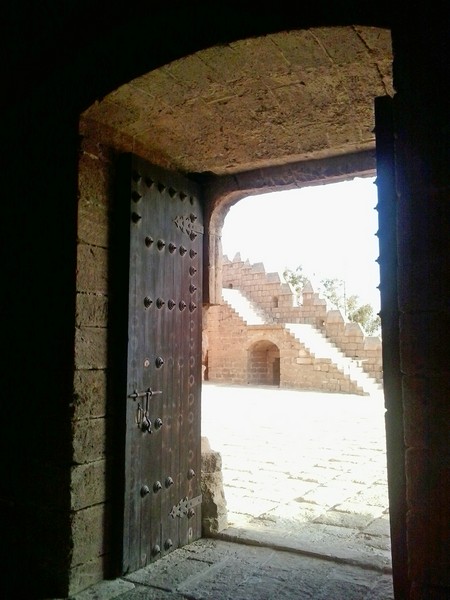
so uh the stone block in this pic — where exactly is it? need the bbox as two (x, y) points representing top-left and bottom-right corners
(201, 436), (211, 452)
(76, 292), (108, 327)
(78, 199), (109, 248)
(365, 349), (380, 358)
(327, 309), (345, 323)
(71, 460), (108, 510)
(78, 145), (111, 208)
(201, 468), (228, 535)
(69, 568), (134, 599)
(72, 369), (108, 420)
(202, 449), (223, 473)
(202, 513), (229, 535)
(345, 322), (364, 337)
(364, 336), (382, 350)
(75, 326), (108, 369)
(68, 555), (104, 597)
(77, 244), (108, 294)
(72, 417), (107, 464)
(200, 437), (228, 535)
(201, 473), (227, 515)
(345, 343), (358, 351)
(339, 380), (351, 392)
(70, 504), (109, 567)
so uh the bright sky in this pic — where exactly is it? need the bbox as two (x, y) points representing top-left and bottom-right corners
(221, 176), (381, 311)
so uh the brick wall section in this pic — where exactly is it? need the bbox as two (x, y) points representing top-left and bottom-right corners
(207, 306), (366, 394)
(220, 255), (382, 382)
(71, 137), (114, 592)
(325, 310), (383, 381)
(206, 304), (249, 385)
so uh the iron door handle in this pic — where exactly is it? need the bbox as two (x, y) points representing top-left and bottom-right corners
(128, 388), (162, 399)
(130, 388), (163, 434)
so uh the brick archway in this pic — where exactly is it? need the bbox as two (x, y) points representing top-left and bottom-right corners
(247, 340), (281, 386)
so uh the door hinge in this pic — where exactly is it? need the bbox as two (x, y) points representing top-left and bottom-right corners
(169, 494), (202, 519)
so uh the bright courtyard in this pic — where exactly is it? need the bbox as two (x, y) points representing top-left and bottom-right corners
(201, 383), (391, 572)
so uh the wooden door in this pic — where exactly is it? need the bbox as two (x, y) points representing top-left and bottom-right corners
(120, 154), (203, 574)
(374, 96), (408, 599)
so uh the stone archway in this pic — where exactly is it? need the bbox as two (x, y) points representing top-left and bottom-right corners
(247, 340), (280, 386)
(4, 3), (450, 597)
(75, 24), (397, 596)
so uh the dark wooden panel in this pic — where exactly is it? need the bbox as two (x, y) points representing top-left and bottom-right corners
(374, 96), (408, 600)
(122, 155), (203, 574)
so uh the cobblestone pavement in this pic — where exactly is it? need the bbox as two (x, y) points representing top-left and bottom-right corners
(70, 384), (394, 600)
(201, 383), (392, 573)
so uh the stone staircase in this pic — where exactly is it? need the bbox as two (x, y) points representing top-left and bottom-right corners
(285, 323), (382, 396)
(222, 288), (268, 325)
(221, 288), (381, 396)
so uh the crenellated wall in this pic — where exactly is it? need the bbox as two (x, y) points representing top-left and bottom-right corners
(206, 309), (368, 394)
(219, 254), (382, 383)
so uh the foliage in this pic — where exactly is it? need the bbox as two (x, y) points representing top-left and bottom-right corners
(282, 266), (309, 296)
(319, 278), (347, 312)
(283, 266), (381, 336)
(348, 303), (381, 336)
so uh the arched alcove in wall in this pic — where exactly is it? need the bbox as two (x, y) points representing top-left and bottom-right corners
(247, 340), (281, 386)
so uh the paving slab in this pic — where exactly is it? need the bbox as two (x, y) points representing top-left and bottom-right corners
(70, 539), (394, 600)
(201, 384), (392, 573)
(69, 384), (394, 600)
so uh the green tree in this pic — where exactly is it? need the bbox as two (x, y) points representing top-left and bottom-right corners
(348, 303), (381, 336)
(319, 277), (347, 312)
(284, 267), (381, 336)
(319, 277), (380, 335)
(282, 265), (309, 297)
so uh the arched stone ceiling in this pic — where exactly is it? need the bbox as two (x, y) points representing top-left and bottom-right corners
(80, 26), (393, 176)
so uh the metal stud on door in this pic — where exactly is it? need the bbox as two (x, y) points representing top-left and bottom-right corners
(121, 155), (203, 575)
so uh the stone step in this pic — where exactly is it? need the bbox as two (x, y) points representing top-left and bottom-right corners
(222, 288), (268, 325)
(221, 289), (381, 396)
(285, 323), (381, 395)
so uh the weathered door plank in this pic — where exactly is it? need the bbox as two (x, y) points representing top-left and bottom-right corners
(120, 155), (203, 574)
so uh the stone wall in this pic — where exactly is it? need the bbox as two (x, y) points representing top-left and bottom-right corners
(70, 152), (383, 589)
(325, 310), (382, 381)
(3, 6), (449, 599)
(220, 254), (382, 382)
(71, 136), (115, 592)
(204, 302), (250, 386)
(206, 310), (370, 395)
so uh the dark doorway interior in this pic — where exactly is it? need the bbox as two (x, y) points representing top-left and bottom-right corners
(248, 340), (281, 386)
